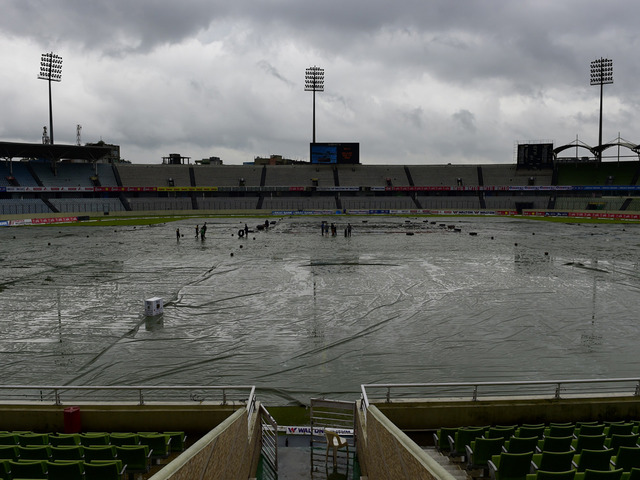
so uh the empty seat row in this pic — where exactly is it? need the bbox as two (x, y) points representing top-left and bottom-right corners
(0, 458), (127, 480)
(526, 467), (640, 480)
(0, 431), (185, 452)
(434, 422), (640, 479)
(435, 422), (640, 456)
(489, 447), (640, 480)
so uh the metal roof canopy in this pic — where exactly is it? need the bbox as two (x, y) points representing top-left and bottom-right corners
(0, 141), (112, 161)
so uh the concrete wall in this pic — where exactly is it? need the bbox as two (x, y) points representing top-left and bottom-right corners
(360, 405), (456, 480)
(0, 402), (245, 436)
(372, 395), (640, 431)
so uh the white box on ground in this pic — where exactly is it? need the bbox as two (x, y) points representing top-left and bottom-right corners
(145, 297), (164, 316)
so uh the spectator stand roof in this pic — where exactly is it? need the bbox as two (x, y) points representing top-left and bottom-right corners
(0, 141), (112, 162)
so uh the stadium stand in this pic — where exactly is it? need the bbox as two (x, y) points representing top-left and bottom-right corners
(262, 196), (337, 211)
(0, 164), (12, 187)
(484, 195), (550, 210)
(118, 165), (192, 187)
(30, 162), (96, 187)
(127, 196), (193, 211)
(49, 197), (125, 213)
(417, 195), (481, 209)
(624, 198), (640, 211)
(554, 196), (626, 211)
(2, 162), (38, 186)
(0, 198), (51, 215)
(264, 165), (334, 187)
(193, 165), (263, 187)
(341, 195), (417, 210)
(337, 165), (409, 187)
(197, 196), (260, 210)
(409, 165), (480, 186)
(557, 161), (639, 186)
(96, 164), (119, 187)
(482, 165), (553, 186)
(4, 159), (640, 216)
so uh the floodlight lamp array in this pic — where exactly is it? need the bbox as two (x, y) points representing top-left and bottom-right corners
(38, 52), (63, 82)
(590, 58), (613, 85)
(305, 66), (324, 92)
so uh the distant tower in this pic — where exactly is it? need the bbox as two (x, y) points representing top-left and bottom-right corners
(76, 124), (82, 146)
(42, 126), (50, 144)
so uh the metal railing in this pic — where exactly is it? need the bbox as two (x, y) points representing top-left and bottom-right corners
(0, 384), (256, 409)
(361, 377), (640, 409)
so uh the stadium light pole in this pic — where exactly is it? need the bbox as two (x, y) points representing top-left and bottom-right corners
(590, 58), (613, 162)
(38, 52), (63, 145)
(305, 66), (324, 144)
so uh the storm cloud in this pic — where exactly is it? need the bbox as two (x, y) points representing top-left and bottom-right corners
(1, 0), (638, 164)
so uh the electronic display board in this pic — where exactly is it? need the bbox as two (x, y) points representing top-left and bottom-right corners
(310, 143), (359, 164)
(517, 143), (553, 167)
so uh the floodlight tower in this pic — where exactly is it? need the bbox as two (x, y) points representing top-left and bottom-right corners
(305, 66), (324, 143)
(38, 52), (63, 145)
(590, 58), (613, 162)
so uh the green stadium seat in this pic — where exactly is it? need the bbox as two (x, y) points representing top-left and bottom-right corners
(572, 448), (614, 472)
(540, 436), (575, 453)
(0, 445), (19, 461)
(622, 467), (640, 480)
(433, 427), (458, 454)
(115, 445), (152, 477)
(7, 459), (48, 479)
(45, 460), (84, 480)
(549, 426), (577, 438)
(574, 435), (607, 453)
(164, 431), (187, 452)
(0, 460), (9, 480)
(450, 427), (485, 460)
(504, 436), (539, 454)
(49, 433), (80, 446)
(517, 426), (546, 439)
(578, 468), (624, 480)
(83, 459), (127, 480)
(526, 470), (577, 480)
(50, 445), (84, 461)
(488, 451), (534, 480)
(607, 426), (635, 438)
(611, 447), (640, 471)
(139, 433), (171, 461)
(79, 432), (110, 446)
(487, 427), (517, 439)
(109, 432), (140, 446)
(17, 433), (49, 446)
(17, 445), (52, 460)
(466, 437), (507, 474)
(532, 451), (575, 472)
(580, 426), (606, 437)
(607, 435), (640, 455)
(83, 445), (117, 462)
(0, 434), (18, 446)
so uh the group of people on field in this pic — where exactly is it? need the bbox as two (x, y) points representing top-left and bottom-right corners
(321, 221), (352, 237)
(194, 223), (207, 240)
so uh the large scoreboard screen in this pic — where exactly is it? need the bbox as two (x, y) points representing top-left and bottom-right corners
(310, 143), (359, 164)
(517, 143), (553, 167)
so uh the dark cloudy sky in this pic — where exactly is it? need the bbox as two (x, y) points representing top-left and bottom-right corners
(1, 1), (638, 165)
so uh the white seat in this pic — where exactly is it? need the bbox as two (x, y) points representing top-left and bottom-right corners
(325, 429), (349, 466)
